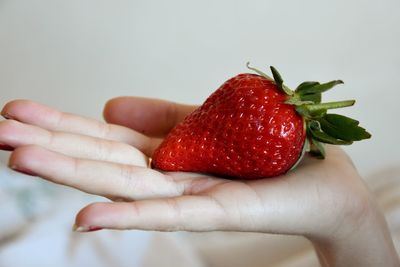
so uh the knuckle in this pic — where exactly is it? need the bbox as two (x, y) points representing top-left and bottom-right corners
(94, 138), (111, 161)
(0, 118), (20, 130)
(165, 198), (182, 217)
(71, 157), (81, 178)
(98, 122), (111, 139)
(185, 177), (214, 195)
(47, 131), (57, 147)
(119, 143), (147, 166)
(206, 194), (233, 229)
(118, 165), (146, 200)
(163, 198), (184, 231)
(129, 202), (141, 218)
(0, 120), (16, 140)
(163, 174), (185, 196)
(53, 110), (64, 128)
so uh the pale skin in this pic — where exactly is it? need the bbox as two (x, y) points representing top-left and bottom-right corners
(0, 98), (399, 267)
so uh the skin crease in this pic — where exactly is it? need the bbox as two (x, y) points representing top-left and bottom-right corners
(0, 98), (399, 267)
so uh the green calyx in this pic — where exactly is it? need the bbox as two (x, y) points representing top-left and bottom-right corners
(246, 62), (371, 159)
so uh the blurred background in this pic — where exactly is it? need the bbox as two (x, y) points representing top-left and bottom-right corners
(0, 0), (399, 266)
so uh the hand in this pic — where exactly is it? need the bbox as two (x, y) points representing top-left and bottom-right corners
(0, 98), (369, 234)
(1, 98), (398, 266)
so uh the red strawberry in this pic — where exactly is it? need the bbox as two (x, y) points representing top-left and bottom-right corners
(152, 64), (371, 179)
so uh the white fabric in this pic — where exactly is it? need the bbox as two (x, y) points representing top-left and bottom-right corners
(0, 164), (153, 267)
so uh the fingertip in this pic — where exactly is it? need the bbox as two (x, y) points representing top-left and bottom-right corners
(1, 99), (28, 119)
(75, 202), (103, 226)
(1, 99), (50, 123)
(9, 145), (40, 165)
(103, 96), (158, 134)
(75, 202), (120, 230)
(8, 145), (43, 176)
(102, 96), (126, 123)
(8, 145), (55, 176)
(74, 203), (107, 232)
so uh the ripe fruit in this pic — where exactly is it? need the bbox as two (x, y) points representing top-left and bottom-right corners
(152, 64), (371, 179)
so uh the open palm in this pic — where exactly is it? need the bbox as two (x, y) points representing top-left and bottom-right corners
(0, 98), (369, 238)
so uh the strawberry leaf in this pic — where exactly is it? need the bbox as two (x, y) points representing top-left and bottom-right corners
(309, 139), (326, 159)
(324, 113), (359, 126)
(319, 114), (371, 141)
(297, 80), (344, 95)
(270, 66), (293, 96)
(307, 121), (353, 145)
(300, 92), (322, 104)
(295, 81), (320, 93)
(270, 66), (284, 88)
(246, 62), (274, 81)
(289, 138), (310, 171)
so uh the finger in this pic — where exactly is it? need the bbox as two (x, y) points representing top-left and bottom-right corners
(71, 173), (319, 234)
(74, 196), (231, 232)
(9, 145), (183, 200)
(0, 119), (148, 166)
(1, 99), (157, 155)
(103, 96), (197, 137)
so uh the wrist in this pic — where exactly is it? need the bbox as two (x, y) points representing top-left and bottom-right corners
(307, 195), (399, 267)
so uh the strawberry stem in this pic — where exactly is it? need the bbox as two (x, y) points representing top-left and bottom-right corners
(304, 100), (355, 113)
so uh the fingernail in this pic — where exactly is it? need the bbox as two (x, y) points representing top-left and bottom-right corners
(0, 143), (14, 151)
(9, 164), (37, 176)
(73, 224), (103, 232)
(88, 226), (103, 232)
(1, 113), (13, 120)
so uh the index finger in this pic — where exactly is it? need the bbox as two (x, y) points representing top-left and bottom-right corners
(1, 99), (157, 155)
